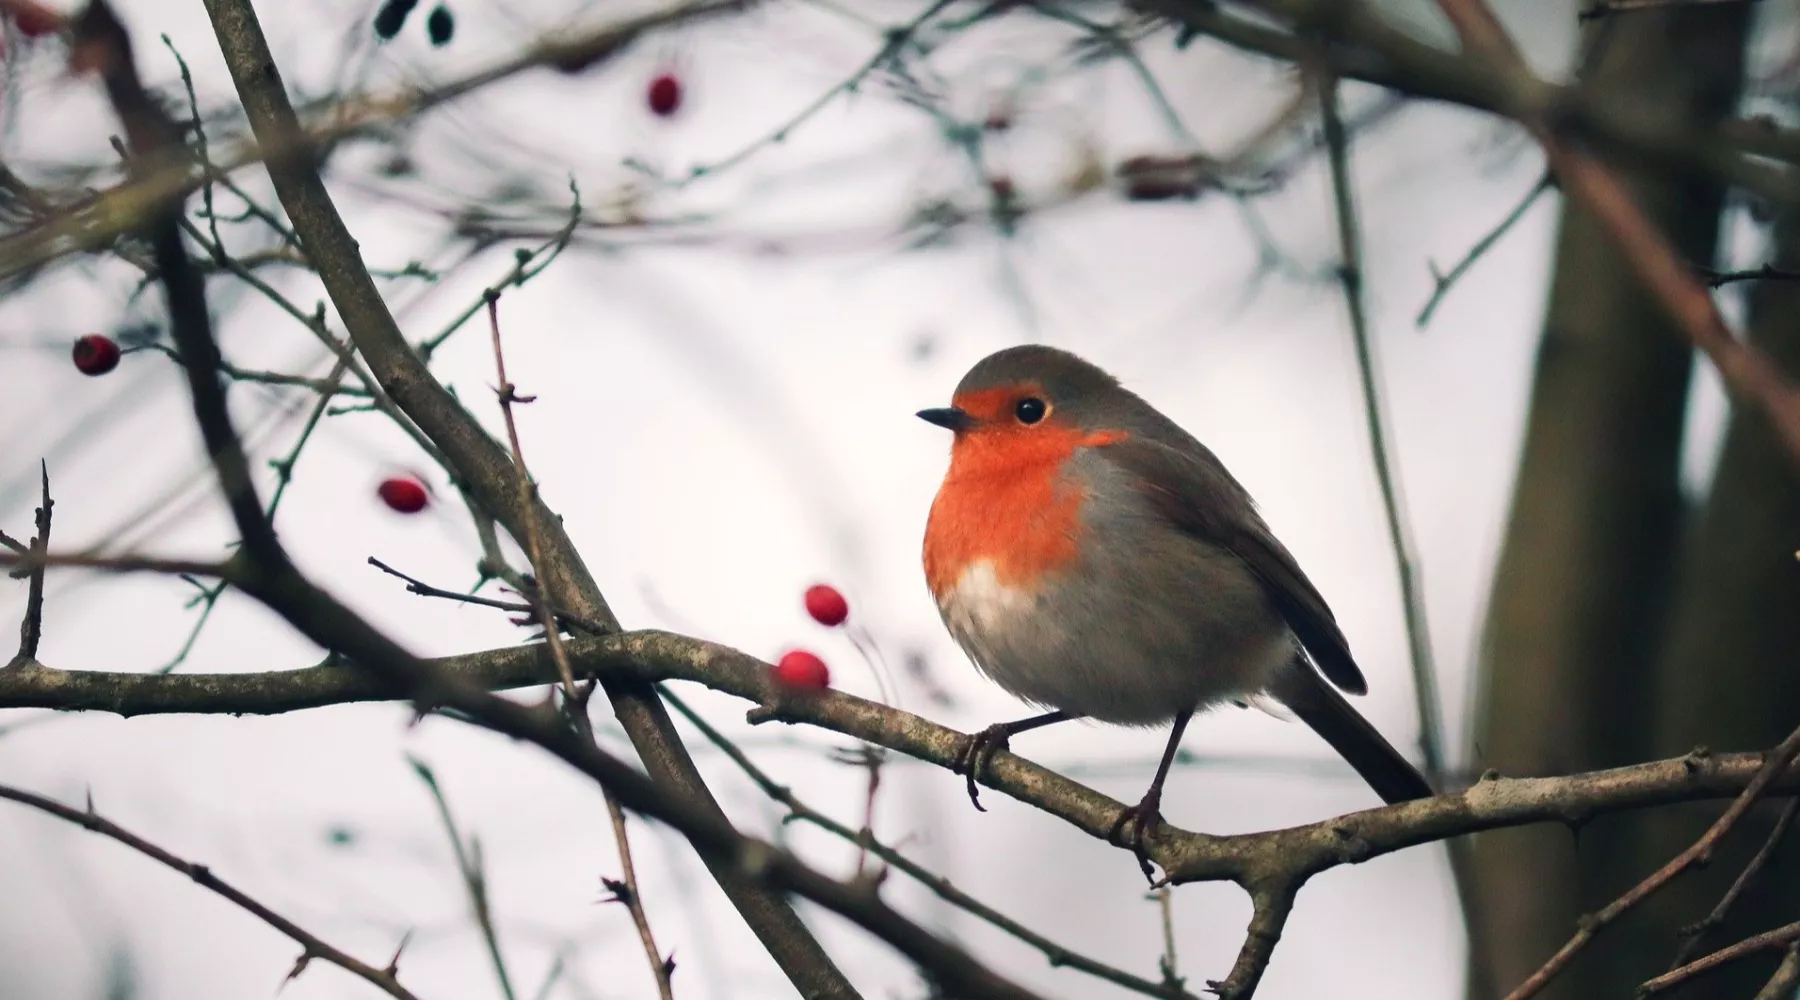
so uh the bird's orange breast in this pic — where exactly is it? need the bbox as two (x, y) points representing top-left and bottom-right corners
(923, 424), (1125, 597)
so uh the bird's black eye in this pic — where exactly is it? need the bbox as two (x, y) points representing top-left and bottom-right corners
(1014, 397), (1047, 425)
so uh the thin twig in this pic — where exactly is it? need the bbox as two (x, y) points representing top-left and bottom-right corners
(1640, 920), (1800, 995)
(1152, 885), (1183, 993)
(1668, 795), (1800, 969)
(666, 0), (956, 187)
(1697, 262), (1800, 288)
(602, 797), (674, 1000)
(369, 557), (534, 616)
(1, 0), (755, 280)
(484, 293), (673, 1000)
(1318, 69), (1447, 780)
(0, 782), (420, 1000)
(410, 757), (519, 1000)
(417, 201), (582, 362)
(0, 549), (232, 579)
(1502, 725), (1800, 1000)
(366, 557), (611, 635)
(1415, 173), (1553, 328)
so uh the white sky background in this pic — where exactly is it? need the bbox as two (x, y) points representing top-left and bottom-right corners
(0, 0), (1764, 997)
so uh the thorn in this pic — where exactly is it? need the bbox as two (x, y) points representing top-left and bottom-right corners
(661, 950), (677, 980)
(385, 930), (412, 976)
(282, 951), (313, 989)
(598, 875), (633, 906)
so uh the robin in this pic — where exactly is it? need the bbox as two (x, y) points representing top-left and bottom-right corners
(918, 344), (1432, 877)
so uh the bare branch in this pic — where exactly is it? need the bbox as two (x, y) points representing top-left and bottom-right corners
(0, 0), (753, 280)
(1206, 881), (1297, 1000)
(7, 462), (52, 668)
(1416, 174), (1553, 328)
(1502, 725), (1800, 999)
(4, 636), (1800, 885)
(1668, 796), (1800, 969)
(485, 289), (672, 1000)
(0, 782), (421, 1000)
(410, 758), (519, 1000)
(1641, 922), (1800, 996)
(1317, 65), (1446, 783)
(1698, 263), (1800, 288)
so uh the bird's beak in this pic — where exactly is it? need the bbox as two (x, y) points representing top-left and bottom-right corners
(916, 407), (972, 432)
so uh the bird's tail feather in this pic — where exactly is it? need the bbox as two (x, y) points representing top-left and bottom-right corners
(1268, 664), (1433, 804)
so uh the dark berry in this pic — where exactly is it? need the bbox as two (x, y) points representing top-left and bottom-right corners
(373, 0), (419, 40)
(426, 4), (453, 46)
(71, 334), (120, 376)
(647, 73), (682, 117)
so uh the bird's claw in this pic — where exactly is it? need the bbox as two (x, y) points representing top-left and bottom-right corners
(954, 724), (1015, 812)
(1108, 793), (1165, 884)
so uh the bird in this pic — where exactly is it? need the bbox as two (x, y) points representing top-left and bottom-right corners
(917, 344), (1432, 878)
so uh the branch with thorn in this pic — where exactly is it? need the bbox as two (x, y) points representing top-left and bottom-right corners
(4, 463), (52, 671)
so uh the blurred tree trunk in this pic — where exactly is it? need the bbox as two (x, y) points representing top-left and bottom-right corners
(1620, 207), (1800, 996)
(1467, 7), (1750, 1000)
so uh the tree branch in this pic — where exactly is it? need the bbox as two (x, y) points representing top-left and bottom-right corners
(1206, 880), (1297, 1000)
(0, 782), (421, 1000)
(4, 634), (1799, 885)
(1500, 724), (1800, 1000)
(1640, 921), (1800, 996)
(197, 0), (862, 993)
(6, 462), (52, 669)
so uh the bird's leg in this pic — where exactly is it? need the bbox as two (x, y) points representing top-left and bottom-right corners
(955, 710), (1072, 812)
(1109, 709), (1194, 884)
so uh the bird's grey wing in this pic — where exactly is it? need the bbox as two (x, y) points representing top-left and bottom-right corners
(1097, 435), (1369, 696)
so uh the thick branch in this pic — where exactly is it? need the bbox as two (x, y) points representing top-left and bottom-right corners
(1206, 881), (1298, 1000)
(4, 634), (1798, 890)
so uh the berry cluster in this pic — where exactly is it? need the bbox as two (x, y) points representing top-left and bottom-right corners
(773, 584), (851, 690)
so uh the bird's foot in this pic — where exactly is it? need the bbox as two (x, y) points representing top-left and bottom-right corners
(954, 724), (1017, 812)
(1108, 791), (1165, 885)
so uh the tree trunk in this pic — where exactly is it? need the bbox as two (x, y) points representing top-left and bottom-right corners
(1467, 8), (1751, 999)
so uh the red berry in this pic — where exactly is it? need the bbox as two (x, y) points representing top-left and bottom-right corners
(774, 650), (830, 690)
(377, 476), (429, 513)
(803, 584), (849, 627)
(646, 73), (682, 117)
(71, 334), (120, 376)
